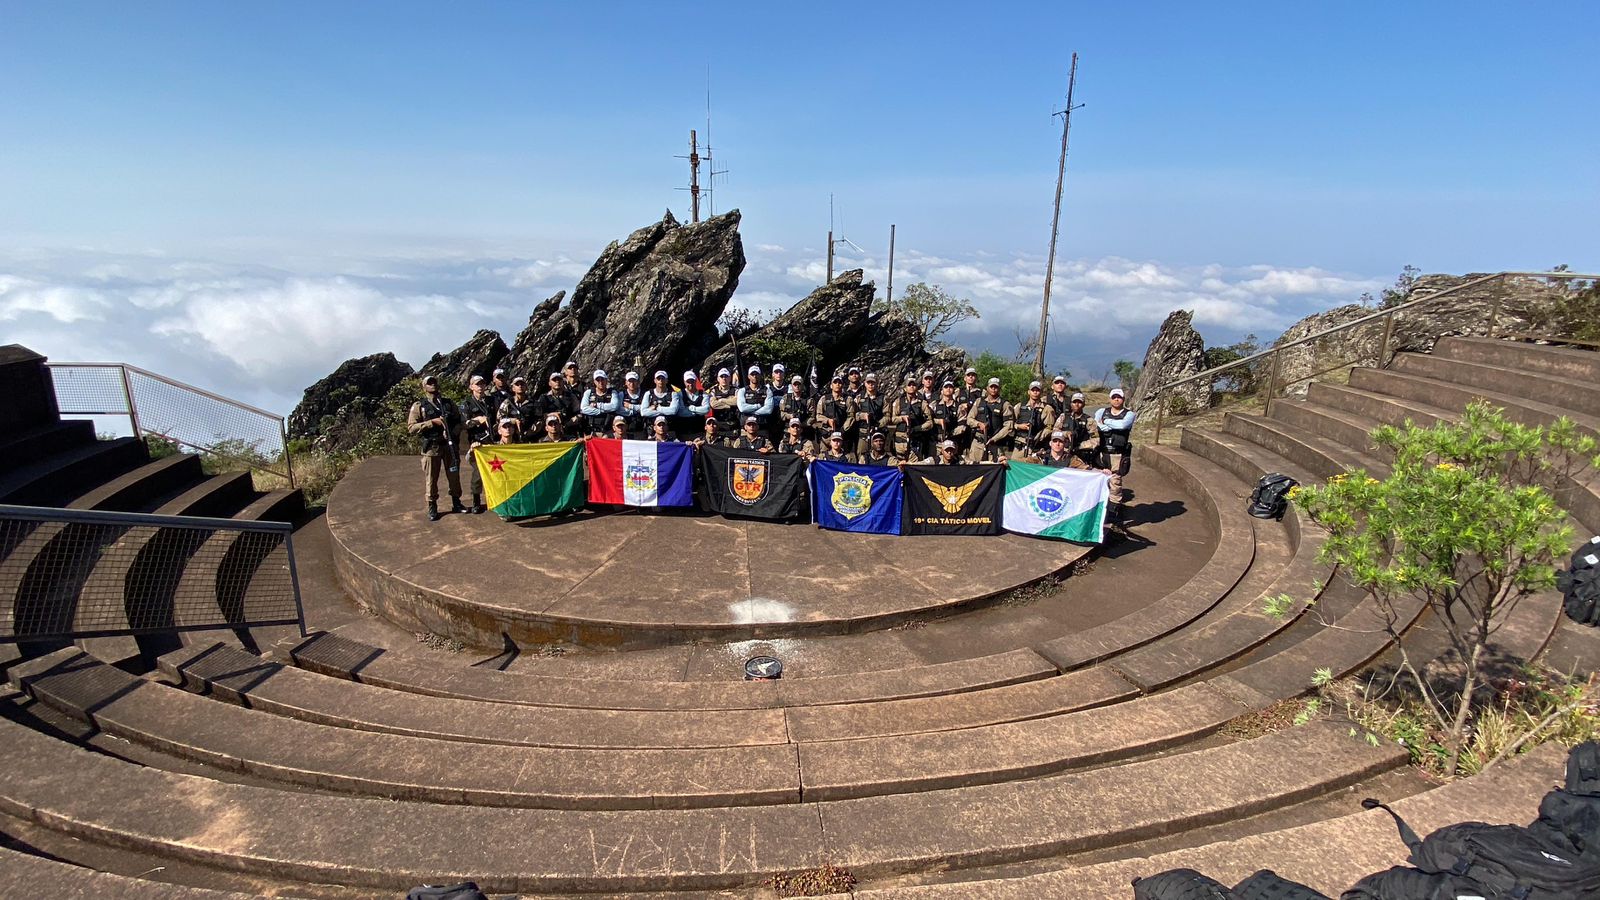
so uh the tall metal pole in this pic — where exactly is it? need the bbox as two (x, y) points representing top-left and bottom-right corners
(886, 224), (896, 308)
(687, 129), (701, 223)
(826, 231), (835, 283)
(1035, 52), (1079, 381)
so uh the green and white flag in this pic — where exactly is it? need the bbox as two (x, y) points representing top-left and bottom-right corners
(1003, 461), (1110, 543)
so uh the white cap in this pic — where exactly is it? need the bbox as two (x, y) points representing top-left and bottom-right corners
(922, 369), (934, 378)
(625, 371), (639, 381)
(470, 374), (485, 384)
(773, 363), (786, 372)
(593, 369), (608, 380)
(746, 416), (758, 424)
(549, 371), (563, 381)
(965, 367), (977, 375)
(791, 375), (804, 384)
(654, 370), (668, 380)
(1053, 374), (1067, 384)
(1051, 431), (1066, 440)
(1071, 392), (1086, 401)
(830, 431), (844, 440)
(511, 375), (527, 384)
(864, 372), (878, 382)
(987, 377), (1001, 387)
(747, 365), (761, 375)
(906, 374), (918, 384)
(717, 367), (731, 377)
(941, 439), (957, 450)
(564, 360), (577, 368)
(547, 414), (561, 423)
(683, 369), (698, 382)
(1029, 380), (1042, 389)
(1110, 388), (1125, 399)
(612, 415), (626, 424)
(788, 418), (804, 428)
(492, 368), (506, 376)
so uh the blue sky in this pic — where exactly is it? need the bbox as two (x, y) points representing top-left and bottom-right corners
(2, 2), (1595, 412)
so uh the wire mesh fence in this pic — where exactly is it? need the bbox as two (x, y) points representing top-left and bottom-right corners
(0, 505), (303, 643)
(46, 363), (294, 485)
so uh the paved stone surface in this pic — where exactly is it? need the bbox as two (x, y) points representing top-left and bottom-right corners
(327, 455), (1089, 649)
(0, 845), (255, 899)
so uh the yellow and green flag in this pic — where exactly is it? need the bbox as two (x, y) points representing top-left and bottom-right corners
(473, 442), (586, 519)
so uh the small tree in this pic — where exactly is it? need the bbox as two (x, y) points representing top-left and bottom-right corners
(885, 283), (979, 349)
(1113, 360), (1141, 394)
(1294, 401), (1599, 776)
(967, 351), (1036, 404)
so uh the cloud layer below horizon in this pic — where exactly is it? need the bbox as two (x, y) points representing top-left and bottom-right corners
(1, 242), (1386, 416)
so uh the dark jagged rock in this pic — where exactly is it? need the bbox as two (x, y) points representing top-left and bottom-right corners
(418, 329), (508, 387)
(287, 352), (414, 448)
(701, 269), (874, 377)
(500, 209), (745, 380)
(1130, 310), (1208, 413)
(832, 314), (958, 392)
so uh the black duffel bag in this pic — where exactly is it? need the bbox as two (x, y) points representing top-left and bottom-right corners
(1247, 473), (1298, 521)
(406, 883), (489, 900)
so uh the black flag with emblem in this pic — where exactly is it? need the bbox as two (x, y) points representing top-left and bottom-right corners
(901, 464), (1005, 535)
(697, 445), (809, 520)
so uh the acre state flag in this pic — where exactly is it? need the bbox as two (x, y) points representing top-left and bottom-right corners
(1004, 461), (1109, 543)
(697, 445), (808, 520)
(473, 442), (586, 519)
(586, 438), (694, 507)
(901, 463), (1004, 535)
(811, 460), (902, 534)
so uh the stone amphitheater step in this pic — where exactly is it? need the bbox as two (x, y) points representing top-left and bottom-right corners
(0, 844), (254, 900)
(1394, 350), (1600, 418)
(1438, 335), (1600, 383)
(0, 436), (147, 507)
(1349, 365), (1600, 440)
(1312, 377), (1600, 532)
(0, 708), (1405, 892)
(0, 419), (96, 471)
(853, 741), (1565, 898)
(72, 472), (259, 666)
(283, 630), (1059, 710)
(1222, 411), (1381, 481)
(12, 648), (804, 809)
(1267, 397), (1384, 459)
(169, 489), (305, 637)
(1034, 444), (1256, 671)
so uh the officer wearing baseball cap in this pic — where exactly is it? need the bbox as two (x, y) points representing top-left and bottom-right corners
(498, 375), (538, 438)
(852, 372), (888, 458)
(779, 374), (813, 444)
(1064, 391), (1101, 468)
(579, 369), (621, 437)
(736, 415), (772, 453)
(738, 364), (777, 432)
(818, 430), (854, 462)
(964, 377), (1014, 463)
(777, 416), (814, 459)
(458, 374), (496, 513)
(709, 367), (740, 432)
(1096, 388), (1138, 526)
(1046, 374), (1072, 421)
(676, 369), (711, 439)
(618, 371), (645, 437)
(406, 374), (466, 521)
(641, 370), (681, 430)
(861, 430), (898, 467)
(844, 366), (865, 399)
(813, 374), (855, 445)
(1013, 379), (1056, 459)
(534, 371), (570, 431)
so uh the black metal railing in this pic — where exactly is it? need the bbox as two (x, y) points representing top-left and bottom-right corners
(0, 505), (303, 643)
(46, 361), (295, 487)
(1147, 270), (1600, 444)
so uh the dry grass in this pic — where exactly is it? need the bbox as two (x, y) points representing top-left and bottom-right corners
(768, 865), (858, 897)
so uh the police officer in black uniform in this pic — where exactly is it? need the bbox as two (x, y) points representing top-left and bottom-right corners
(852, 373), (889, 458)
(459, 375), (496, 513)
(735, 416), (772, 452)
(498, 376), (538, 438)
(778, 375), (813, 446)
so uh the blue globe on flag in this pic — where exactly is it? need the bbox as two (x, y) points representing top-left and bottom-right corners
(1029, 486), (1066, 522)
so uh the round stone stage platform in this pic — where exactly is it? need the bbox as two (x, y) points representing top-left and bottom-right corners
(327, 455), (1092, 649)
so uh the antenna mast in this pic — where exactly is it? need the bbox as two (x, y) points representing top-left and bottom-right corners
(678, 129), (703, 223)
(704, 72), (728, 217)
(1035, 52), (1082, 381)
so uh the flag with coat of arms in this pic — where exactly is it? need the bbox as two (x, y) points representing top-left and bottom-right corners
(1002, 461), (1109, 543)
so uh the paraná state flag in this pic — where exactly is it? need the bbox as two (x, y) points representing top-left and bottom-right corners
(473, 442), (586, 519)
(811, 460), (902, 534)
(1003, 461), (1109, 543)
(586, 438), (694, 507)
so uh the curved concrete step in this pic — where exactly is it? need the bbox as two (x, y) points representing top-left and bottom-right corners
(0, 708), (1404, 893)
(0, 420), (95, 472)
(1395, 351), (1600, 418)
(0, 845), (254, 900)
(853, 741), (1565, 899)
(1350, 365), (1600, 438)
(0, 437), (147, 507)
(282, 630), (1058, 711)
(1033, 443), (1254, 671)
(1222, 413), (1382, 481)
(1438, 335), (1600, 383)
(12, 649), (803, 810)
(170, 489), (304, 634)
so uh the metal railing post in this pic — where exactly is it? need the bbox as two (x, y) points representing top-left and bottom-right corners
(1152, 392), (1166, 446)
(1487, 291), (1502, 338)
(118, 364), (143, 441)
(280, 420), (296, 489)
(1263, 349), (1282, 417)
(1378, 312), (1396, 369)
(284, 529), (306, 637)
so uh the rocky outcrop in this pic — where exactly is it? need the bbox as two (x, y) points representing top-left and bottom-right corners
(418, 329), (507, 386)
(832, 314), (965, 392)
(287, 352), (414, 448)
(1130, 310), (1208, 413)
(1272, 303), (1372, 398)
(500, 209), (745, 380)
(701, 269), (875, 377)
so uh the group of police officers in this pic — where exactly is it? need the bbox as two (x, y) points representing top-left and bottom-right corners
(407, 359), (1137, 525)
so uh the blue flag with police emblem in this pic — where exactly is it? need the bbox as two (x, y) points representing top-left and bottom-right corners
(811, 460), (902, 534)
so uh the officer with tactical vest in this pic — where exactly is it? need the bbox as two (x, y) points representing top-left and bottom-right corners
(676, 369), (711, 439)
(498, 376), (538, 435)
(458, 375), (496, 513)
(861, 431), (900, 467)
(579, 370), (621, 437)
(852, 373), (889, 458)
(641, 370), (681, 432)
(843, 366), (865, 399)
(776, 418), (814, 459)
(891, 374), (930, 460)
(735, 416), (772, 453)
(486, 368), (510, 431)
(708, 368), (740, 433)
(1012, 380), (1056, 459)
(737, 365), (777, 433)
(534, 372), (570, 432)
(406, 374), (467, 522)
(926, 379), (965, 451)
(618, 371), (646, 437)
(814, 375), (855, 446)
(778, 375), (813, 445)
(965, 377), (1014, 463)
(1096, 388), (1137, 525)
(817, 431), (854, 463)
(1063, 391), (1101, 468)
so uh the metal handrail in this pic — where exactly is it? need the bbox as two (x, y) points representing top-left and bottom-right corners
(47, 361), (295, 487)
(1148, 270), (1598, 444)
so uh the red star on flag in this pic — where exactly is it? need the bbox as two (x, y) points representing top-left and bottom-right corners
(488, 456), (506, 472)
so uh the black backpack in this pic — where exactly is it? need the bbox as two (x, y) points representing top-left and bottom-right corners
(1132, 867), (1330, 899)
(1345, 795), (1600, 899)
(1248, 473), (1298, 521)
(1558, 540), (1600, 627)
